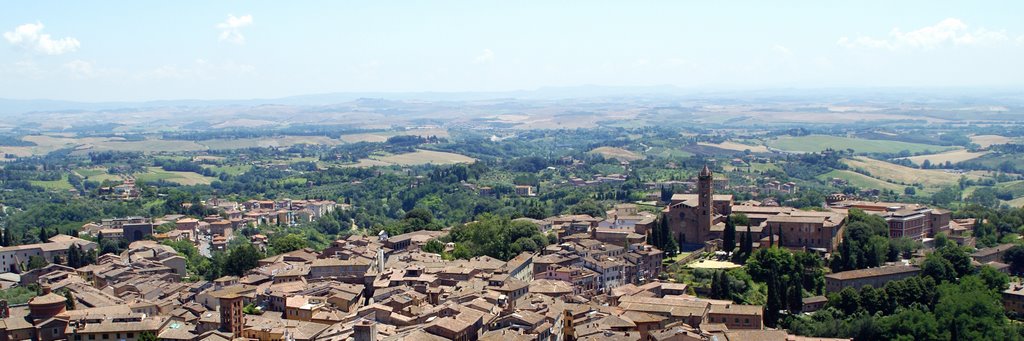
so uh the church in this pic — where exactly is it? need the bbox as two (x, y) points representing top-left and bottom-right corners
(663, 165), (734, 249)
(662, 165), (848, 253)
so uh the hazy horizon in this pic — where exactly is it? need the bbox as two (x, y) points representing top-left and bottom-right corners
(3, 1), (1024, 102)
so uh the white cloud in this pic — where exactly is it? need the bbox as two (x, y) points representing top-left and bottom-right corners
(3, 22), (80, 55)
(217, 14), (253, 44)
(138, 59), (255, 80)
(63, 60), (95, 79)
(772, 44), (793, 56)
(838, 18), (1010, 50)
(474, 49), (495, 64)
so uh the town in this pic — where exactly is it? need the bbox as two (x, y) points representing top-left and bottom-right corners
(4, 2), (1024, 340)
(1, 159), (1021, 340)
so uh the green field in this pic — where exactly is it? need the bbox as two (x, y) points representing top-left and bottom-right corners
(30, 175), (73, 191)
(197, 136), (344, 150)
(135, 167), (217, 185)
(646, 146), (694, 159)
(202, 164), (252, 176)
(589, 146), (643, 161)
(841, 157), (990, 194)
(339, 149), (475, 168)
(74, 168), (122, 182)
(817, 169), (905, 192)
(767, 135), (954, 154)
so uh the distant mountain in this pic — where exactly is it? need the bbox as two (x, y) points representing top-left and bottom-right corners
(1, 85), (1022, 116)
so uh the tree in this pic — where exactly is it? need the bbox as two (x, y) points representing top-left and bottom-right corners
(1003, 245), (1024, 275)
(0, 228), (10, 247)
(66, 244), (82, 268)
(221, 244), (262, 277)
(723, 218), (736, 252)
(904, 186), (917, 195)
(935, 245), (975, 278)
(922, 253), (957, 283)
(242, 303), (263, 315)
(830, 287), (862, 316)
(270, 234), (308, 254)
(422, 239), (445, 254)
(878, 307), (942, 341)
(765, 276), (781, 327)
(570, 200), (605, 218)
(795, 251), (825, 294)
(720, 271), (733, 300)
(787, 274), (803, 314)
(978, 265), (1009, 292)
(38, 226), (48, 243)
(26, 255), (47, 271)
(64, 290), (76, 310)
(138, 332), (157, 341)
(742, 225), (753, 255)
(934, 276), (1014, 340)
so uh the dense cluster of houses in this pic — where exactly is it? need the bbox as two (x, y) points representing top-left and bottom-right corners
(0, 203), (826, 341)
(5, 165), (1018, 340)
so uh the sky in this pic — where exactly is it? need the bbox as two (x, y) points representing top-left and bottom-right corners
(2, 1), (1023, 101)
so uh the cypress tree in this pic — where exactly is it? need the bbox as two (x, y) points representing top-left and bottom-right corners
(38, 227), (48, 243)
(766, 278), (780, 327)
(777, 225), (784, 247)
(720, 271), (732, 301)
(723, 218), (736, 252)
(743, 225), (753, 255)
(787, 275), (803, 313)
(710, 271), (721, 298)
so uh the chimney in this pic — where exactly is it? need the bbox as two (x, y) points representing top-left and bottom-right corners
(41, 285), (52, 295)
(354, 319), (377, 341)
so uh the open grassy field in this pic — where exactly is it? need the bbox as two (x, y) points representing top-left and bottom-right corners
(645, 146), (694, 159)
(1006, 197), (1024, 208)
(767, 135), (953, 154)
(842, 157), (983, 192)
(817, 169), (905, 192)
(1, 135), (212, 156)
(197, 136), (343, 150)
(30, 175), (73, 191)
(201, 164), (252, 176)
(135, 167), (217, 185)
(84, 139), (207, 153)
(589, 147), (643, 161)
(971, 135), (1014, 149)
(902, 149), (989, 166)
(0, 135), (115, 157)
(74, 168), (123, 182)
(340, 149), (475, 168)
(697, 141), (769, 153)
(339, 128), (450, 143)
(376, 149), (475, 165)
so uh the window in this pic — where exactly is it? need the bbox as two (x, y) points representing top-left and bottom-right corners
(127, 333), (134, 338)
(103, 334), (109, 339)
(53, 328), (60, 336)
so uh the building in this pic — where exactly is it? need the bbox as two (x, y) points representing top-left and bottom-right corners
(707, 304), (763, 330)
(0, 235), (98, 273)
(829, 200), (952, 241)
(219, 294), (244, 337)
(1003, 282), (1024, 315)
(663, 165), (733, 247)
(825, 265), (921, 293)
(514, 185), (536, 197)
(973, 243), (1017, 264)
